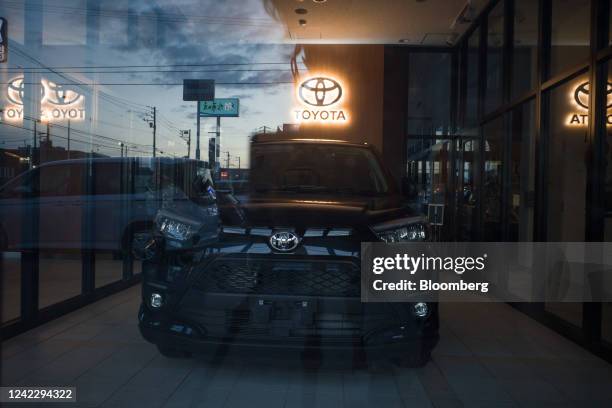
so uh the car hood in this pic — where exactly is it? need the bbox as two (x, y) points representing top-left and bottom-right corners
(218, 193), (415, 229)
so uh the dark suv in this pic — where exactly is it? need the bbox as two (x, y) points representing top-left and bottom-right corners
(137, 137), (438, 366)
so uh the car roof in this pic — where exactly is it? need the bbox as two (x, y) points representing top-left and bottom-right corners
(250, 136), (371, 149)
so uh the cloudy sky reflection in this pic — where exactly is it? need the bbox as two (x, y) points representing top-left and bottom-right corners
(0, 0), (301, 165)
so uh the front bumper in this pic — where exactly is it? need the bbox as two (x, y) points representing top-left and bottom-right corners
(138, 290), (439, 359)
(139, 250), (439, 359)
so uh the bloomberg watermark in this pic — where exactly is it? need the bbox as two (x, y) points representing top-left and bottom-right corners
(361, 242), (612, 302)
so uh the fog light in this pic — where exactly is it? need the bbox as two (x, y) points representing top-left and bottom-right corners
(150, 293), (163, 308)
(414, 302), (428, 318)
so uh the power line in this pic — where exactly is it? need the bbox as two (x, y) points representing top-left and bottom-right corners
(0, 121), (152, 154)
(9, 92), (154, 144)
(4, 62), (303, 69)
(2, 81), (294, 86)
(4, 68), (296, 74)
(16, 113), (154, 149)
(9, 47), (152, 115)
(0, 1), (278, 27)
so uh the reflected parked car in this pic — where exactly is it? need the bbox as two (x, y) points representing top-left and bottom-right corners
(137, 137), (438, 367)
(0, 157), (210, 252)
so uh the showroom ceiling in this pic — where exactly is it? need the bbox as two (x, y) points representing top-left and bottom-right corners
(268, 0), (489, 45)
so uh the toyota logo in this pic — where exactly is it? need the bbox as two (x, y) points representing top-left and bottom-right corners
(269, 231), (300, 252)
(6, 77), (82, 106)
(573, 81), (612, 110)
(44, 80), (82, 106)
(7, 77), (44, 105)
(298, 77), (343, 107)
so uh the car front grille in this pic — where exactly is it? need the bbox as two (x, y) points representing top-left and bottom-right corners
(195, 258), (360, 297)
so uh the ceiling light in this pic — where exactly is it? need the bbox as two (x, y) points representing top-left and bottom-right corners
(299, 19), (307, 27)
(295, 8), (308, 14)
(312, 0), (327, 3)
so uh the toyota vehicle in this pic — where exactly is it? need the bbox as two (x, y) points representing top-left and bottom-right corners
(137, 137), (438, 366)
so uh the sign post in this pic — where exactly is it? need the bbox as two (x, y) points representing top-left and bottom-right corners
(196, 102), (201, 160)
(197, 98), (239, 174)
(183, 79), (215, 162)
(0, 18), (7, 63)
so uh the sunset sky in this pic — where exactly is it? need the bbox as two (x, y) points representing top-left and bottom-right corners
(0, 0), (304, 167)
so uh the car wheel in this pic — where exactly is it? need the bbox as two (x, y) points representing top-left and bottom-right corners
(156, 345), (193, 359)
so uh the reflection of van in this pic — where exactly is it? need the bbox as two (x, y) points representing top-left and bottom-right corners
(0, 157), (208, 251)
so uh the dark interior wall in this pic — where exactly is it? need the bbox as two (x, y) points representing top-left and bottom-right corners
(382, 47), (410, 183)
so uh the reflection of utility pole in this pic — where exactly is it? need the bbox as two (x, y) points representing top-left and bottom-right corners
(216, 116), (221, 166)
(67, 119), (71, 159)
(236, 156), (240, 169)
(32, 119), (37, 168)
(152, 107), (156, 157)
(180, 129), (191, 158)
(45, 122), (50, 163)
(226, 151), (230, 168)
(196, 102), (201, 160)
(144, 106), (157, 157)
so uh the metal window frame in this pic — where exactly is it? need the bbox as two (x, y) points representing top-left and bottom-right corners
(450, 0), (612, 363)
(1, 157), (142, 339)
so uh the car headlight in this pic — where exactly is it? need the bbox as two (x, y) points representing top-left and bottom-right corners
(370, 216), (429, 242)
(155, 210), (200, 242)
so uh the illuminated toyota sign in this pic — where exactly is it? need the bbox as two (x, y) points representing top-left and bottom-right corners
(3, 76), (86, 122)
(298, 77), (343, 107)
(294, 75), (348, 125)
(567, 80), (612, 127)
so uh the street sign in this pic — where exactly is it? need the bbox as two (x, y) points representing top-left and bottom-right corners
(208, 137), (215, 167)
(0, 18), (7, 63)
(183, 79), (214, 101)
(199, 98), (239, 117)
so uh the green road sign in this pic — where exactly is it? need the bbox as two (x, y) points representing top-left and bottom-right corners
(198, 98), (239, 117)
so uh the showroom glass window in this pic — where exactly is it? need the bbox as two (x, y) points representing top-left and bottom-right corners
(512, 0), (539, 99)
(602, 59), (612, 345)
(485, 0), (504, 113)
(465, 28), (480, 133)
(482, 116), (505, 241)
(550, 0), (590, 79)
(509, 99), (536, 242)
(543, 73), (590, 328)
(405, 52), (452, 219)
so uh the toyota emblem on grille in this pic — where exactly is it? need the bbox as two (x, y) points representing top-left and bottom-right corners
(269, 231), (300, 252)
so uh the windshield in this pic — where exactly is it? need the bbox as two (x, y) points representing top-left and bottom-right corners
(250, 143), (389, 195)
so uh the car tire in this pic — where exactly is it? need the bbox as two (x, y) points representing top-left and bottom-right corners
(156, 345), (193, 359)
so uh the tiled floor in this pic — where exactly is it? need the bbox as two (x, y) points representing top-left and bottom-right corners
(2, 286), (612, 407)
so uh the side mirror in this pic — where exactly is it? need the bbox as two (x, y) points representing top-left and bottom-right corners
(132, 232), (163, 261)
(192, 176), (216, 200)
